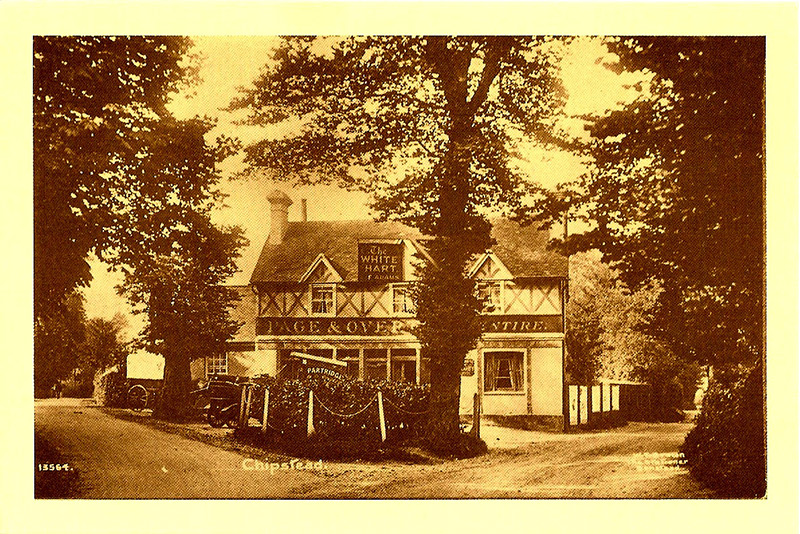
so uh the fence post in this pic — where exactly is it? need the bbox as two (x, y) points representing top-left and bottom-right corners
(261, 387), (270, 434)
(599, 383), (604, 425)
(587, 385), (593, 426)
(306, 390), (315, 437)
(470, 392), (481, 439)
(577, 386), (581, 426)
(609, 383), (614, 413)
(244, 385), (253, 425)
(377, 390), (387, 442)
(238, 384), (248, 429)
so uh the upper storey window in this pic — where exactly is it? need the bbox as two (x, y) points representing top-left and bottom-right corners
(477, 281), (503, 314)
(391, 283), (415, 316)
(311, 284), (336, 315)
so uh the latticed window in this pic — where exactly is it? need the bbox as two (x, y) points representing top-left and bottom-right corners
(484, 351), (524, 392)
(392, 283), (415, 315)
(207, 353), (228, 376)
(311, 284), (335, 315)
(477, 281), (503, 313)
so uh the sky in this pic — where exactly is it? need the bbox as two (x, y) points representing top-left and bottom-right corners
(82, 36), (646, 343)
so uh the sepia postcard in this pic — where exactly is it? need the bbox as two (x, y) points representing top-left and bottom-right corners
(3, 2), (798, 534)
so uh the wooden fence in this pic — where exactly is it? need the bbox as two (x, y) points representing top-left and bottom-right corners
(567, 381), (652, 429)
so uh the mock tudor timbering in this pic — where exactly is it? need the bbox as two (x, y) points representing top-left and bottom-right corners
(210, 191), (568, 418)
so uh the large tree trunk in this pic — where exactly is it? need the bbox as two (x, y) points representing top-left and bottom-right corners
(417, 111), (492, 452)
(154, 347), (193, 420)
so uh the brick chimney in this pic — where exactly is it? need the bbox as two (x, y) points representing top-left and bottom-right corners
(266, 189), (293, 245)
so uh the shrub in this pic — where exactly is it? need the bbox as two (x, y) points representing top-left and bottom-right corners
(61, 374), (93, 398)
(234, 375), (487, 460)
(94, 368), (128, 407)
(682, 361), (765, 497)
(249, 375), (429, 443)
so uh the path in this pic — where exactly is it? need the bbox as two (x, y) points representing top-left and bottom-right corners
(35, 398), (714, 498)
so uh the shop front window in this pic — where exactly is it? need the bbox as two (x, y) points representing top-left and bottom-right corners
(337, 348), (360, 379)
(364, 348), (388, 381)
(484, 351), (524, 392)
(311, 284), (335, 315)
(391, 348), (417, 383)
(391, 360), (416, 383)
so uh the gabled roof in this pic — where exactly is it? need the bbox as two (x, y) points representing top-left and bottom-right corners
(251, 220), (423, 283)
(488, 218), (567, 278)
(468, 251), (513, 279)
(299, 253), (344, 283)
(250, 218), (566, 283)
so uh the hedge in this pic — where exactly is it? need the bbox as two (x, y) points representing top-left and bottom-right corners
(682, 361), (765, 498)
(93, 369), (128, 407)
(249, 374), (429, 443)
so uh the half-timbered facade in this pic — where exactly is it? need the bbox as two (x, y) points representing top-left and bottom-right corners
(210, 190), (568, 418)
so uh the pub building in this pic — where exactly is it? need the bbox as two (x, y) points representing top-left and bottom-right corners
(193, 190), (568, 421)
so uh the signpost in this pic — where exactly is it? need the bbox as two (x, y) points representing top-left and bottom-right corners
(290, 351), (348, 381)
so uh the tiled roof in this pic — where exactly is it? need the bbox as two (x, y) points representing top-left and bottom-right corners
(488, 218), (568, 278)
(250, 219), (567, 283)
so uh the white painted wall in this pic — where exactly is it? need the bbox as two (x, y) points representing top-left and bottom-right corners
(529, 344), (563, 415)
(459, 350), (478, 413)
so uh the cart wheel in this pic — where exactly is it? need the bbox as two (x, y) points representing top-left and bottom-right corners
(127, 385), (148, 411)
(208, 412), (225, 428)
(226, 406), (240, 428)
(207, 404), (225, 428)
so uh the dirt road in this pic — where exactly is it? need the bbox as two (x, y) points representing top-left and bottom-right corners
(35, 398), (714, 498)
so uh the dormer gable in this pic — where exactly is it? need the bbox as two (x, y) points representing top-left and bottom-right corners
(299, 254), (343, 283)
(468, 252), (513, 280)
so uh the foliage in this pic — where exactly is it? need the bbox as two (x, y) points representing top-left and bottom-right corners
(80, 314), (130, 378)
(34, 36), (247, 419)
(119, 223), (246, 420)
(251, 375), (429, 442)
(231, 36), (570, 447)
(238, 375), (485, 460)
(535, 37), (765, 369)
(94, 368), (129, 407)
(60, 374), (94, 398)
(34, 37), (245, 418)
(682, 362), (766, 497)
(34, 291), (86, 397)
(33, 36), (196, 323)
(566, 252), (701, 419)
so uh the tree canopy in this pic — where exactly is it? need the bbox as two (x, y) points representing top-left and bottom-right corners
(231, 36), (571, 448)
(536, 37), (765, 368)
(33, 36), (195, 322)
(34, 37), (246, 416)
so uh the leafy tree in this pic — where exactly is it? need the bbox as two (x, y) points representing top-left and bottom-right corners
(34, 292), (86, 397)
(103, 115), (247, 419)
(533, 37), (764, 491)
(230, 36), (568, 450)
(33, 36), (195, 323)
(536, 37), (764, 369)
(80, 314), (130, 378)
(567, 251), (700, 418)
(34, 37), (245, 418)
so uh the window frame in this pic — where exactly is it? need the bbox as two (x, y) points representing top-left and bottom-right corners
(477, 280), (505, 314)
(391, 282), (415, 316)
(207, 352), (228, 377)
(310, 283), (337, 316)
(483, 350), (525, 394)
